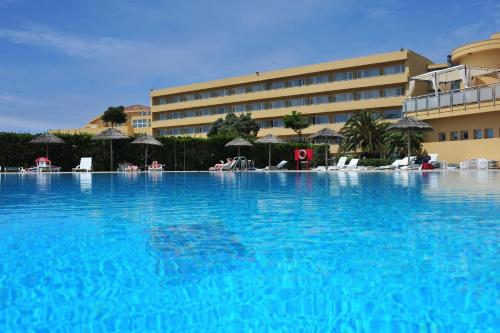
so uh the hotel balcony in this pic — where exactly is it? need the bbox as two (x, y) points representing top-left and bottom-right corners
(403, 82), (500, 120)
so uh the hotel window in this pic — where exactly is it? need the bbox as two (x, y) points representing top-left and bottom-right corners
(334, 114), (350, 123)
(438, 132), (446, 141)
(233, 104), (245, 112)
(290, 98), (304, 107)
(358, 90), (380, 100)
(310, 115), (330, 125)
(273, 119), (284, 128)
(384, 109), (402, 119)
(312, 95), (328, 105)
(383, 64), (405, 75)
(272, 81), (285, 89)
(334, 92), (353, 102)
(383, 87), (404, 97)
(484, 128), (494, 138)
(271, 100), (286, 109)
(132, 119), (150, 128)
(357, 68), (380, 79)
(473, 129), (483, 139)
(450, 131), (459, 141)
(288, 78), (303, 88)
(460, 130), (469, 140)
(313, 74), (329, 84)
(334, 71), (353, 81)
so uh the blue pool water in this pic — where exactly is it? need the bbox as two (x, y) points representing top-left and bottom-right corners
(0, 171), (499, 332)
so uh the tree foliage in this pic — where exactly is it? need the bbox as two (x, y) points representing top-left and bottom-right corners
(383, 130), (424, 158)
(101, 106), (127, 128)
(339, 110), (387, 157)
(283, 111), (309, 140)
(207, 112), (260, 138)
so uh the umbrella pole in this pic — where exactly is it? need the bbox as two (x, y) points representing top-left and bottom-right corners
(238, 146), (240, 157)
(407, 129), (411, 166)
(325, 143), (328, 168)
(145, 144), (148, 170)
(268, 144), (271, 167)
(110, 140), (113, 172)
(46, 143), (49, 159)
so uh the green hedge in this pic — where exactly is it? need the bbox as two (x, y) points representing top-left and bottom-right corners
(0, 132), (329, 171)
(357, 158), (393, 167)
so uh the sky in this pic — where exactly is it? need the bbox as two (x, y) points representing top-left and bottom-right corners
(0, 0), (499, 132)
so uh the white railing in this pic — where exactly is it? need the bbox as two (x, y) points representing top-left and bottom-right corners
(403, 82), (500, 115)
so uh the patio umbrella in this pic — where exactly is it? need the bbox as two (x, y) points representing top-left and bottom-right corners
(131, 135), (163, 168)
(224, 137), (253, 157)
(92, 128), (129, 171)
(30, 133), (65, 159)
(388, 117), (433, 162)
(308, 128), (345, 168)
(255, 134), (285, 167)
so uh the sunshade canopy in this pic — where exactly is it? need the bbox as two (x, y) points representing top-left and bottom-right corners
(388, 117), (433, 132)
(255, 134), (285, 144)
(224, 137), (253, 147)
(91, 128), (129, 140)
(307, 128), (345, 142)
(408, 65), (500, 94)
(131, 135), (163, 146)
(30, 133), (65, 144)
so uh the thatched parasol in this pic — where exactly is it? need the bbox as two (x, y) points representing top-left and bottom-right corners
(255, 134), (285, 168)
(388, 117), (433, 163)
(92, 128), (129, 171)
(131, 135), (163, 168)
(224, 137), (253, 157)
(308, 128), (345, 168)
(30, 133), (65, 159)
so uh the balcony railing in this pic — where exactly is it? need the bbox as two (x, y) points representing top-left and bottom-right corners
(403, 82), (500, 115)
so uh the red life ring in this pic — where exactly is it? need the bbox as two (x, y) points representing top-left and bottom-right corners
(298, 149), (307, 160)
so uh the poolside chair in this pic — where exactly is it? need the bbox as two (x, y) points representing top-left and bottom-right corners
(312, 166), (327, 171)
(328, 156), (348, 170)
(221, 159), (237, 171)
(73, 157), (93, 172)
(257, 160), (288, 171)
(375, 159), (402, 170)
(345, 158), (359, 170)
(478, 158), (489, 170)
(148, 161), (163, 171)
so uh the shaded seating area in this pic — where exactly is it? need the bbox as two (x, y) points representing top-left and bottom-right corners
(26, 157), (61, 173)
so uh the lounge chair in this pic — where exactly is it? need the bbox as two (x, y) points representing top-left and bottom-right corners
(256, 160), (288, 171)
(327, 156), (348, 170)
(345, 158), (359, 170)
(73, 157), (93, 172)
(312, 166), (327, 171)
(375, 159), (403, 170)
(2, 166), (22, 172)
(221, 159), (237, 171)
(117, 163), (140, 172)
(148, 161), (163, 171)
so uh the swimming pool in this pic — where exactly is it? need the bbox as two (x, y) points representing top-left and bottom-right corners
(0, 172), (499, 332)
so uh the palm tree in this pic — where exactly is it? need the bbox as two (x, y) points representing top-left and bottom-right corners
(339, 110), (388, 157)
(101, 106), (127, 128)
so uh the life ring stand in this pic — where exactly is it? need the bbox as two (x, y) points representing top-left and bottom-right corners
(298, 149), (307, 160)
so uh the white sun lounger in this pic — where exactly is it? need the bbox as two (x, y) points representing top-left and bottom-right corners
(345, 158), (359, 170)
(327, 156), (348, 170)
(72, 157), (92, 172)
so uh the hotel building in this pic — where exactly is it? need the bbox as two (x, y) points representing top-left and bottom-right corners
(149, 50), (432, 139)
(56, 104), (151, 136)
(61, 32), (500, 163)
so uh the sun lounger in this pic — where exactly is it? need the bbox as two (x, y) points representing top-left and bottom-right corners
(73, 157), (93, 172)
(117, 163), (139, 172)
(345, 158), (359, 170)
(312, 166), (326, 171)
(266, 160), (288, 171)
(327, 156), (348, 170)
(2, 166), (22, 172)
(148, 161), (163, 171)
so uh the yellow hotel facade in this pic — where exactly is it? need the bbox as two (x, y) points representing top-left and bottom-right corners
(63, 33), (500, 163)
(150, 50), (427, 138)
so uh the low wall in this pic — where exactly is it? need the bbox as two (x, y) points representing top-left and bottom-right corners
(422, 138), (500, 163)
